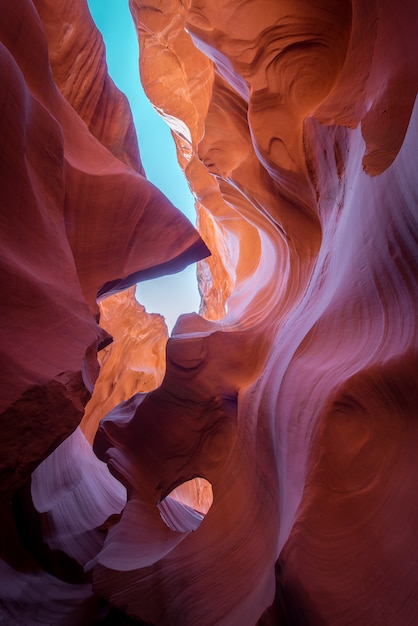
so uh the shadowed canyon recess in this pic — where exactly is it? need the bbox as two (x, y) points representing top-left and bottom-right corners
(1, 1), (418, 625)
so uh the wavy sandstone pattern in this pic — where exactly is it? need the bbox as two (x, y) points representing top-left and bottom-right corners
(1, 0), (418, 625)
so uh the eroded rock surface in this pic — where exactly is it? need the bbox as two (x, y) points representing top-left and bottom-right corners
(0, 0), (207, 622)
(1, 0), (418, 625)
(81, 287), (168, 444)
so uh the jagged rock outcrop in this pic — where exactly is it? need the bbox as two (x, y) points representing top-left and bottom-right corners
(1, 0), (418, 625)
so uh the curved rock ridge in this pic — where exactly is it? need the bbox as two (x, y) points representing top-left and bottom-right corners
(0, 0), (207, 493)
(34, 0), (144, 174)
(1, 0), (418, 625)
(91, 1), (418, 624)
(81, 287), (168, 444)
(0, 0), (208, 622)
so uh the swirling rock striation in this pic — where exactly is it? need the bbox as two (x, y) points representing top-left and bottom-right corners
(81, 287), (168, 444)
(0, 0), (207, 623)
(1, 0), (418, 625)
(0, 0), (207, 493)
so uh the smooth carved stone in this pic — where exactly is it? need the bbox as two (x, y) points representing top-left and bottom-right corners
(1, 0), (418, 625)
(88, 1), (418, 624)
(0, 0), (208, 619)
(81, 287), (168, 443)
(0, 0), (207, 496)
(34, 0), (144, 174)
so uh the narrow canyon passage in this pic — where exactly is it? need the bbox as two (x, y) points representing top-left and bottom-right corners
(1, 1), (418, 625)
(87, 0), (203, 335)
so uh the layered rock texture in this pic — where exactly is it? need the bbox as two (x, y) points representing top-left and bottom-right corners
(1, 1), (418, 625)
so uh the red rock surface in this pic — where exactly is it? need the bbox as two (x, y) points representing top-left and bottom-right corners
(0, 0), (206, 492)
(1, 0), (418, 625)
(0, 0), (207, 622)
(81, 287), (168, 444)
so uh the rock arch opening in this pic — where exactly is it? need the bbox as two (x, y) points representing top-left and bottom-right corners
(158, 477), (213, 532)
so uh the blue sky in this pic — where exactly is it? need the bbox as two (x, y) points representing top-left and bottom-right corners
(87, 0), (200, 333)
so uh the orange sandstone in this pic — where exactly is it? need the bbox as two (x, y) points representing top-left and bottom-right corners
(1, 1), (418, 625)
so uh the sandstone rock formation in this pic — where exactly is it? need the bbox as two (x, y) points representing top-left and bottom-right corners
(81, 287), (168, 444)
(0, 0), (207, 622)
(1, 0), (418, 625)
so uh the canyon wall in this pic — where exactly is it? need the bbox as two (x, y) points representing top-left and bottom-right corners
(1, 1), (418, 625)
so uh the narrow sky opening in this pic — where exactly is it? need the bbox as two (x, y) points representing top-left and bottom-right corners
(87, 0), (201, 333)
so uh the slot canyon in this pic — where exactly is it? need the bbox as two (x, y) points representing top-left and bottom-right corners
(1, 0), (418, 624)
